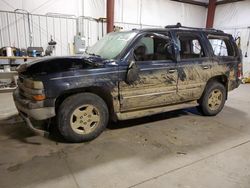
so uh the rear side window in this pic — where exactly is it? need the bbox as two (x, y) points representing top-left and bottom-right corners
(176, 33), (206, 59)
(207, 35), (235, 57)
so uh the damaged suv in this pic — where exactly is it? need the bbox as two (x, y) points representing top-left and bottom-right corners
(13, 24), (242, 142)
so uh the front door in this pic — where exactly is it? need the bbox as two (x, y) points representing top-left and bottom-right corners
(119, 32), (178, 112)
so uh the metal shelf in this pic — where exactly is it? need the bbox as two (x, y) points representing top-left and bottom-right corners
(0, 56), (37, 65)
(0, 87), (17, 93)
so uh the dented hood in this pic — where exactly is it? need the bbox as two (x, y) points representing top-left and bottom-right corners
(17, 55), (107, 75)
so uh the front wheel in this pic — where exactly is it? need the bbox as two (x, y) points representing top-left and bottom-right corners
(198, 82), (226, 116)
(57, 93), (109, 142)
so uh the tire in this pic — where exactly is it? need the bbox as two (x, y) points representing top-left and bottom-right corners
(57, 93), (109, 142)
(198, 82), (226, 116)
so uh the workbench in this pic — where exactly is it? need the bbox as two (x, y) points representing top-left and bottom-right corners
(0, 56), (37, 92)
(0, 56), (36, 65)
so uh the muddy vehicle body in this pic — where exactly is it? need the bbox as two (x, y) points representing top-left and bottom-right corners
(13, 24), (242, 142)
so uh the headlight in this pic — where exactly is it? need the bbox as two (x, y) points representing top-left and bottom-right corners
(24, 79), (44, 89)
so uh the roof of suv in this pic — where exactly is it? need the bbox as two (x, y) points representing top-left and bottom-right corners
(132, 23), (230, 36)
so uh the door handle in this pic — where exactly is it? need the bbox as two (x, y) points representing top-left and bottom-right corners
(168, 69), (176, 73)
(203, 65), (209, 70)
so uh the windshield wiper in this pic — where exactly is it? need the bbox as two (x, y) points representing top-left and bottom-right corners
(86, 52), (101, 57)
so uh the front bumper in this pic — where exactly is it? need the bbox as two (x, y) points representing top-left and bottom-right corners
(13, 89), (56, 120)
(19, 112), (49, 136)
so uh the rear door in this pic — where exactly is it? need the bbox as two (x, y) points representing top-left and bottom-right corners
(174, 31), (213, 102)
(118, 32), (178, 112)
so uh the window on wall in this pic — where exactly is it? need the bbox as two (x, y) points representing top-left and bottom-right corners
(177, 33), (206, 59)
(133, 33), (173, 61)
(208, 37), (235, 57)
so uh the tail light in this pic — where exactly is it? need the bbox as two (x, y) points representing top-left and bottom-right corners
(237, 63), (243, 79)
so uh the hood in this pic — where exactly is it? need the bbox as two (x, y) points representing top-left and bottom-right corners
(17, 55), (108, 76)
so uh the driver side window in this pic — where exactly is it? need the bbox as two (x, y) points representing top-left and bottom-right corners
(133, 34), (173, 61)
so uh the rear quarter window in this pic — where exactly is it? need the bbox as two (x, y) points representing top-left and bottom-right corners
(207, 35), (236, 57)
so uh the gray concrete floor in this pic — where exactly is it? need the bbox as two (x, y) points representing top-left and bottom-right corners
(0, 85), (250, 188)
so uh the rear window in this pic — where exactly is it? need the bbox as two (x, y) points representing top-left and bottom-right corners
(207, 35), (235, 57)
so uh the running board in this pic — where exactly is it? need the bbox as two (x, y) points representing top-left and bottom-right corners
(116, 101), (198, 120)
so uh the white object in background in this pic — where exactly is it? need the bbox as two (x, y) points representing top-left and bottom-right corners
(6, 47), (12, 57)
(69, 43), (74, 55)
(74, 35), (86, 54)
(4, 65), (11, 72)
(244, 71), (250, 78)
(13, 75), (18, 86)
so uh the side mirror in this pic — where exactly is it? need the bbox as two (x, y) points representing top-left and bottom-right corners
(126, 61), (140, 84)
(165, 42), (178, 61)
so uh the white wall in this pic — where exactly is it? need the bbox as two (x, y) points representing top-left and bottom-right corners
(83, 0), (106, 18)
(0, 0), (82, 16)
(214, 1), (250, 75)
(115, 0), (207, 28)
(0, 0), (83, 55)
(81, 0), (207, 28)
(81, 0), (207, 44)
(68, 0), (207, 28)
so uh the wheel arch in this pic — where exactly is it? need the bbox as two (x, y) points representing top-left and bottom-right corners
(207, 74), (228, 86)
(201, 74), (229, 100)
(55, 86), (115, 118)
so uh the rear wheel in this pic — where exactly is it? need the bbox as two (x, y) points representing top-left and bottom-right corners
(198, 82), (226, 116)
(57, 93), (109, 142)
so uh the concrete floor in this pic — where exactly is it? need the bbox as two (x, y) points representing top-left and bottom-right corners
(0, 85), (250, 188)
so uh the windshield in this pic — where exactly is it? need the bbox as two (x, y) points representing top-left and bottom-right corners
(86, 31), (137, 59)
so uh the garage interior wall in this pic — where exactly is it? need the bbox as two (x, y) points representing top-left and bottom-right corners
(0, 0), (207, 47)
(0, 0), (83, 16)
(0, 0), (83, 56)
(114, 0), (207, 29)
(1, 0), (207, 27)
(0, 0), (249, 74)
(214, 1), (250, 76)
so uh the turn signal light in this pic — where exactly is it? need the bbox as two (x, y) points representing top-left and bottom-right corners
(32, 95), (46, 101)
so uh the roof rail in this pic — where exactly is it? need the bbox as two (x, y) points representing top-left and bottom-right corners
(165, 22), (224, 33)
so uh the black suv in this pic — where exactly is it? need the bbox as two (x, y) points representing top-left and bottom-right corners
(13, 24), (242, 142)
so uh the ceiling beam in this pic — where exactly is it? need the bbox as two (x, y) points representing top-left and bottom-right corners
(170, 0), (208, 7)
(171, 0), (245, 7)
(216, 0), (245, 5)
